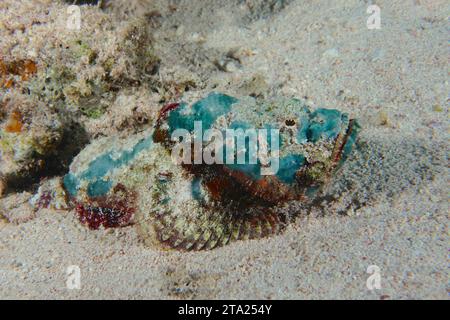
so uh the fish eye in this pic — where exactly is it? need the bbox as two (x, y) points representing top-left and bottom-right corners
(285, 119), (296, 126)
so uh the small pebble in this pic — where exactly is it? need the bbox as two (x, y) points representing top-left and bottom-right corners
(176, 25), (185, 36)
(191, 32), (206, 43)
(322, 48), (339, 59)
(216, 58), (240, 72)
(432, 105), (443, 112)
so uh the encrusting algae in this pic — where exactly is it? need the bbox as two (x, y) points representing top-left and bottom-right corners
(4, 111), (23, 133)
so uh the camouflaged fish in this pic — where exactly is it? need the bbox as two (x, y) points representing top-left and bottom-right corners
(62, 93), (360, 250)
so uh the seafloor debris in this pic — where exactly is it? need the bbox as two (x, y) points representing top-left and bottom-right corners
(62, 93), (359, 250)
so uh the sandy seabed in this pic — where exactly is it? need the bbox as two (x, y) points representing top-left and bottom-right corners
(0, 0), (448, 299)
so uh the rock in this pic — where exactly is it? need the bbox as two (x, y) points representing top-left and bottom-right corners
(0, 5), (160, 191)
(0, 103), (64, 188)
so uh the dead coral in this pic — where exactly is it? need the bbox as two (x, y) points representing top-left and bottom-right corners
(0, 98), (64, 189)
(25, 16), (159, 118)
(0, 1), (160, 192)
(85, 86), (160, 137)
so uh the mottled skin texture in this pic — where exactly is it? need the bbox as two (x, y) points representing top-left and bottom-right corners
(64, 94), (359, 250)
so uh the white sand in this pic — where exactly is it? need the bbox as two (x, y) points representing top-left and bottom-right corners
(0, 0), (448, 299)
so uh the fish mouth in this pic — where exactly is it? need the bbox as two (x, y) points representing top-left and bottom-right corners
(331, 118), (360, 167)
(293, 118), (360, 192)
